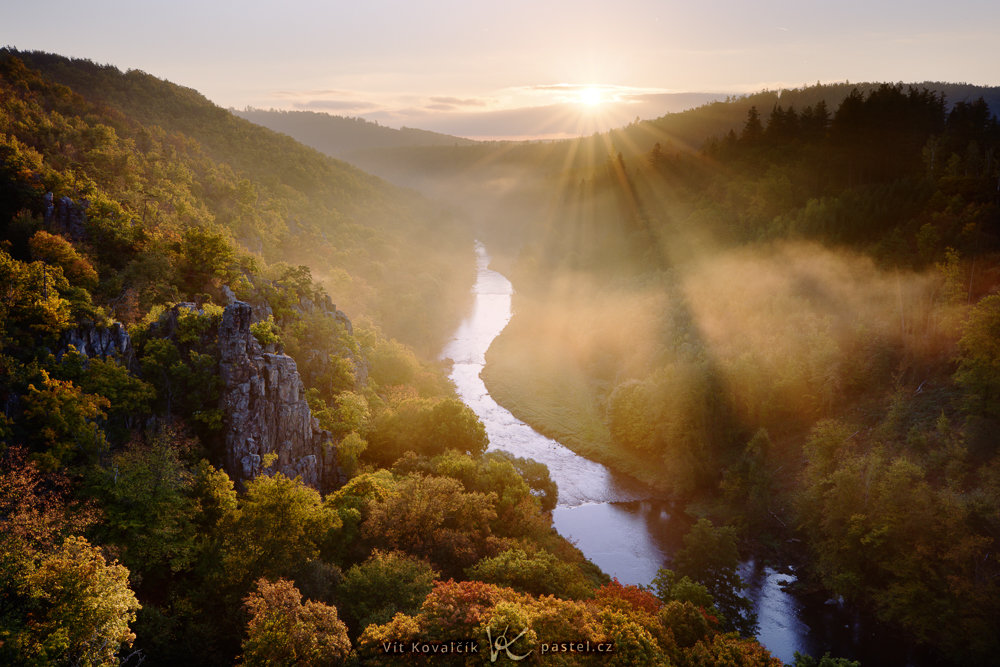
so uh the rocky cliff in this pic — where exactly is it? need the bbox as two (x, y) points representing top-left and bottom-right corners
(217, 301), (343, 491)
(60, 321), (136, 369)
(59, 301), (344, 492)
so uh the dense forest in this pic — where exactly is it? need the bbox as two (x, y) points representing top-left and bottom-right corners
(472, 85), (1000, 664)
(0, 50), (793, 666)
(251, 81), (1000, 665)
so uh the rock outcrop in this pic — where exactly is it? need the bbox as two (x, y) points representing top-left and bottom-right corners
(297, 292), (368, 387)
(59, 321), (136, 369)
(43, 192), (89, 241)
(299, 292), (354, 336)
(55, 300), (344, 492)
(217, 301), (342, 491)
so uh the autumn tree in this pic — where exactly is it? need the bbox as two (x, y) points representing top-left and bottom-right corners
(0, 449), (139, 666)
(28, 230), (98, 289)
(242, 577), (350, 666)
(361, 473), (497, 577)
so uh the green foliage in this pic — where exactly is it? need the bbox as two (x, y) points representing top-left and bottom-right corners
(796, 416), (1000, 660)
(54, 346), (154, 441)
(336, 431), (367, 478)
(368, 336), (423, 386)
(20, 370), (109, 469)
(0, 248), (74, 352)
(720, 429), (775, 533)
(792, 652), (861, 667)
(138, 325), (221, 429)
(467, 547), (594, 600)
(176, 225), (240, 297)
(323, 470), (396, 564)
(675, 519), (757, 636)
(224, 473), (342, 585)
(365, 397), (488, 467)
(955, 294), (1000, 419)
(249, 314), (281, 347)
(284, 310), (361, 401)
(338, 550), (438, 632)
(658, 600), (714, 649)
(0, 134), (46, 226)
(87, 431), (199, 583)
(651, 568), (717, 613)
(507, 454), (559, 513)
(392, 450), (553, 539)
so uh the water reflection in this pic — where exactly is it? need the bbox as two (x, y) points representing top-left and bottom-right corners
(552, 501), (682, 584)
(440, 242), (906, 666)
(441, 242), (652, 507)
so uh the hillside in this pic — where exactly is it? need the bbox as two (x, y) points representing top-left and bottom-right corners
(477, 81), (1000, 665)
(257, 81), (1000, 255)
(0, 49), (788, 667)
(4, 49), (475, 355)
(234, 108), (479, 161)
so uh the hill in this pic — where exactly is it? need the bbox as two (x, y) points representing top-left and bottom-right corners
(233, 108), (479, 161)
(254, 81), (999, 252)
(5, 49), (474, 354)
(477, 80), (1000, 665)
(0, 49), (786, 667)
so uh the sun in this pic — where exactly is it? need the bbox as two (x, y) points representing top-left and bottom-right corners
(578, 86), (604, 107)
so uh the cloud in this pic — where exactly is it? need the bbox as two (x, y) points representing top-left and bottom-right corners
(294, 99), (380, 111)
(626, 92), (729, 108)
(262, 84), (731, 141)
(272, 88), (353, 99)
(521, 83), (691, 106)
(429, 96), (488, 107)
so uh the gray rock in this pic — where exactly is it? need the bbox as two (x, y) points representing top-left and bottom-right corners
(60, 321), (136, 369)
(217, 301), (342, 491)
(44, 193), (89, 241)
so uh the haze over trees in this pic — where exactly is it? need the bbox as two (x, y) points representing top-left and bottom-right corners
(255, 75), (1000, 665)
(0, 49), (792, 666)
(4, 42), (1000, 665)
(468, 83), (999, 665)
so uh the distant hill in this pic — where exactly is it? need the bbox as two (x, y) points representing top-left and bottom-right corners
(2, 49), (474, 353)
(233, 109), (479, 161)
(627, 81), (1000, 154)
(248, 80), (998, 254)
(321, 81), (1000, 186)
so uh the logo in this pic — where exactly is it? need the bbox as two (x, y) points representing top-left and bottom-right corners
(486, 625), (532, 663)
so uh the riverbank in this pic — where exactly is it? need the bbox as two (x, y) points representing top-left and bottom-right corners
(481, 312), (672, 496)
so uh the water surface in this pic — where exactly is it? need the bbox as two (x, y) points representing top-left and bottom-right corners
(441, 242), (915, 665)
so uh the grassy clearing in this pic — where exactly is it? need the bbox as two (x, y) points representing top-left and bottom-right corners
(481, 315), (668, 491)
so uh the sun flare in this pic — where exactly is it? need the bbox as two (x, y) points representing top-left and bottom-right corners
(578, 86), (604, 107)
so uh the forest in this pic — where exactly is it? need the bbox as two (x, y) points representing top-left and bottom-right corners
(0, 49), (798, 666)
(463, 84), (1000, 664)
(255, 79), (1000, 664)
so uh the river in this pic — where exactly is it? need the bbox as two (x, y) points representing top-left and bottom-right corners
(441, 242), (923, 666)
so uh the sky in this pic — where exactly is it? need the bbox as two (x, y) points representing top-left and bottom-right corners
(3, 0), (999, 139)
